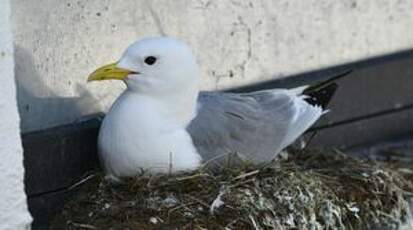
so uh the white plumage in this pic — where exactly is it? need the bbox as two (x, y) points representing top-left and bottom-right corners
(88, 37), (327, 181)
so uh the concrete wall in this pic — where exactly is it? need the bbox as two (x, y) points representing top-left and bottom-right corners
(11, 0), (413, 132)
(0, 0), (32, 228)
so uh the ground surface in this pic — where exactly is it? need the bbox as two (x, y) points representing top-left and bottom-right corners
(51, 149), (413, 230)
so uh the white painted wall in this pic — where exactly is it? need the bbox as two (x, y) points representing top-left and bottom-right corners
(11, 0), (413, 132)
(0, 0), (32, 229)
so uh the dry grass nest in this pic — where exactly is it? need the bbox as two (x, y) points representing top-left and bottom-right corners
(51, 149), (413, 230)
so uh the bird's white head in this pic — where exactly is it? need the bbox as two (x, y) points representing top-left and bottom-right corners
(88, 37), (200, 98)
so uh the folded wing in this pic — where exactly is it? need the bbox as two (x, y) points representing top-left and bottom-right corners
(187, 89), (323, 165)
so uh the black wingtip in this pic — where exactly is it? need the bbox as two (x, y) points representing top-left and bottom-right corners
(303, 69), (352, 94)
(304, 83), (338, 109)
(303, 69), (352, 109)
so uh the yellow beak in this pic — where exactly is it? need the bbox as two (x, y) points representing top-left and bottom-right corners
(87, 62), (135, 82)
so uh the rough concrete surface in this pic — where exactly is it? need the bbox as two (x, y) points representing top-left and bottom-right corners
(0, 0), (32, 229)
(11, 0), (413, 132)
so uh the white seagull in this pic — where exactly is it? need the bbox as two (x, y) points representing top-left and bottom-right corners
(88, 37), (341, 181)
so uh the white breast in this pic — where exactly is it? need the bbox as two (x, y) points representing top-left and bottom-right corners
(98, 91), (201, 179)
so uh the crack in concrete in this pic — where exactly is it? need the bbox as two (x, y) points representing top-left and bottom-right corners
(235, 16), (253, 79)
(212, 70), (228, 90)
(213, 17), (253, 88)
(193, 0), (212, 9)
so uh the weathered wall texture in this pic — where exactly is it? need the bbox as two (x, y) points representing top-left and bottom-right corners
(11, 0), (413, 132)
(0, 0), (32, 228)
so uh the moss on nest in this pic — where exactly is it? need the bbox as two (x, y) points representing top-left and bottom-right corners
(51, 149), (413, 229)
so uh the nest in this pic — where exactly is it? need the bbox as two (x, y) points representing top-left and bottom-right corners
(51, 149), (413, 229)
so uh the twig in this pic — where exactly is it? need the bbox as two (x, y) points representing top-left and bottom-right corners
(232, 170), (259, 181)
(228, 178), (256, 189)
(199, 150), (234, 169)
(68, 174), (96, 191)
(225, 218), (241, 229)
(249, 215), (260, 230)
(169, 152), (173, 175)
(303, 130), (318, 151)
(68, 221), (97, 229)
(175, 173), (209, 182)
(167, 201), (196, 221)
(184, 194), (210, 208)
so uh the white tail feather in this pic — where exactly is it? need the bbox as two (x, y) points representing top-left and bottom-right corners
(288, 85), (309, 96)
(278, 97), (323, 151)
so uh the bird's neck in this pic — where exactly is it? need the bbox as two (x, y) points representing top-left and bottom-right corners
(125, 86), (199, 128)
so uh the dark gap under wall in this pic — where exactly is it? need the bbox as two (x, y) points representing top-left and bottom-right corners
(24, 49), (413, 229)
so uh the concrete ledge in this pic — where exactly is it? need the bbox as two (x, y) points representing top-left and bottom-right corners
(24, 117), (101, 196)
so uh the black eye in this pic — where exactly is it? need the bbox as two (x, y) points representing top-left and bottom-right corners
(144, 56), (157, 65)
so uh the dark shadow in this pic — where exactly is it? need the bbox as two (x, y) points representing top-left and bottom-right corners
(14, 46), (102, 228)
(228, 48), (413, 92)
(14, 46), (101, 133)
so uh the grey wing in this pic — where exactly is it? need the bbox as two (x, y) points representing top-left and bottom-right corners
(187, 89), (323, 165)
